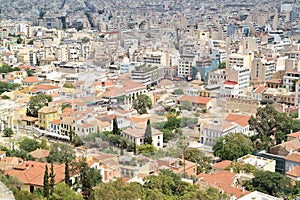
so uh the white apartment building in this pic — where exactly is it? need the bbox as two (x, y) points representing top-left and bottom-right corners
(283, 71), (300, 91)
(122, 127), (163, 148)
(228, 66), (250, 94)
(178, 54), (197, 78)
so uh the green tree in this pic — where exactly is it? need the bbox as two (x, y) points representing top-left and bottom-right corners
(49, 183), (83, 200)
(40, 139), (49, 150)
(43, 165), (49, 198)
(87, 167), (102, 187)
(132, 94), (152, 115)
(180, 101), (193, 111)
(19, 137), (40, 152)
(2, 95), (10, 99)
(81, 37), (90, 43)
(213, 133), (253, 160)
(173, 89), (184, 95)
(25, 69), (35, 77)
(218, 62), (226, 69)
(11, 188), (40, 200)
(93, 179), (142, 200)
(73, 135), (84, 147)
(27, 94), (52, 117)
(48, 143), (75, 163)
(244, 171), (293, 198)
(137, 144), (156, 154)
(226, 161), (258, 174)
(62, 82), (76, 89)
(3, 128), (13, 137)
(249, 104), (300, 147)
(69, 129), (75, 142)
(49, 162), (55, 195)
(112, 117), (120, 135)
(0, 82), (20, 94)
(185, 148), (212, 174)
(0, 63), (20, 73)
(144, 119), (153, 145)
(65, 160), (70, 186)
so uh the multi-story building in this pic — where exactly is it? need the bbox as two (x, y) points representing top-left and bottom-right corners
(131, 65), (163, 87)
(38, 106), (58, 130)
(227, 52), (254, 69)
(283, 71), (300, 91)
(251, 57), (276, 82)
(228, 66), (250, 94)
(178, 54), (197, 78)
(200, 119), (237, 146)
(122, 127), (163, 149)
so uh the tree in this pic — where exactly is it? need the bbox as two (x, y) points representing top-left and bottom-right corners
(185, 148), (212, 174)
(43, 165), (49, 198)
(25, 69), (35, 77)
(137, 144), (156, 154)
(132, 94), (152, 115)
(49, 183), (83, 200)
(218, 62), (226, 69)
(69, 129), (75, 143)
(112, 117), (120, 135)
(2, 95), (10, 99)
(180, 101), (193, 111)
(213, 133), (253, 160)
(48, 143), (75, 163)
(227, 161), (258, 174)
(65, 160), (70, 186)
(27, 94), (52, 117)
(40, 139), (49, 150)
(0, 82), (20, 94)
(49, 162), (55, 195)
(19, 138), (40, 152)
(249, 104), (300, 148)
(244, 171), (293, 198)
(93, 179), (143, 200)
(81, 37), (90, 43)
(173, 89), (184, 95)
(3, 128), (13, 137)
(144, 119), (153, 145)
(73, 136), (84, 147)
(87, 168), (102, 187)
(62, 82), (76, 89)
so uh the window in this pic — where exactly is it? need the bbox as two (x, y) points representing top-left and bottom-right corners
(157, 143), (160, 147)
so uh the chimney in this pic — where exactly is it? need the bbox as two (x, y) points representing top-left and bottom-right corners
(230, 168), (233, 173)
(242, 186), (245, 193)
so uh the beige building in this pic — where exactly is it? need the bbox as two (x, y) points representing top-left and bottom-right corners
(237, 155), (276, 172)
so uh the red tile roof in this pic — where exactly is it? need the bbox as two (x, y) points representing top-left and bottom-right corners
(287, 131), (300, 138)
(23, 76), (39, 83)
(198, 171), (250, 198)
(178, 95), (212, 105)
(285, 153), (300, 163)
(6, 161), (65, 187)
(286, 166), (300, 178)
(225, 113), (250, 127)
(212, 160), (232, 170)
(223, 81), (238, 85)
(34, 84), (58, 90)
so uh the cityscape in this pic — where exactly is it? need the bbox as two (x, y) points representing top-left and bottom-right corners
(0, 0), (300, 199)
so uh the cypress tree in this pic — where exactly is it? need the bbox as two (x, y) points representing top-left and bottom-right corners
(43, 165), (49, 198)
(65, 160), (70, 186)
(49, 162), (55, 195)
(112, 117), (119, 135)
(144, 119), (153, 145)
